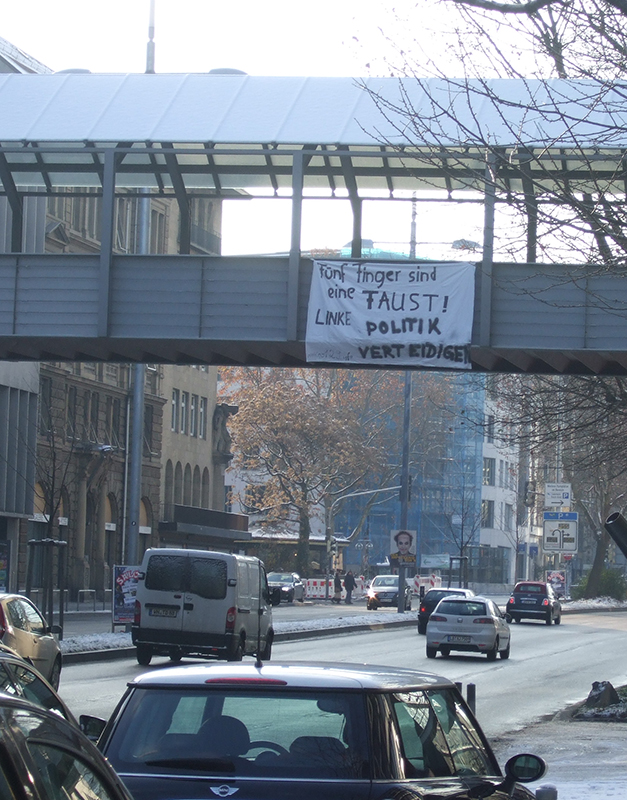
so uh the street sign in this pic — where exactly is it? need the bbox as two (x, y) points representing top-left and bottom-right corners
(543, 511), (578, 553)
(544, 483), (572, 507)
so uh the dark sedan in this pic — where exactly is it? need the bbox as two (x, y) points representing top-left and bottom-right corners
(0, 694), (133, 800)
(507, 581), (562, 625)
(92, 661), (547, 800)
(267, 571), (305, 603)
(417, 587), (475, 634)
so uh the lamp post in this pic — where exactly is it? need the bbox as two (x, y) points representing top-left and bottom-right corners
(355, 538), (374, 578)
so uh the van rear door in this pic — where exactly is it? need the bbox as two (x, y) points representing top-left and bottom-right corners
(142, 552), (187, 635)
(180, 554), (229, 638)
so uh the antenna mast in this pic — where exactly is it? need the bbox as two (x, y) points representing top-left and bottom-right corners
(146, 0), (156, 73)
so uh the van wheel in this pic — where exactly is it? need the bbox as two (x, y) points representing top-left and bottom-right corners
(259, 632), (273, 661)
(136, 645), (152, 666)
(227, 638), (244, 662)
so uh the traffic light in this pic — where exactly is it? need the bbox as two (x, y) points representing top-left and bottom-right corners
(524, 481), (536, 507)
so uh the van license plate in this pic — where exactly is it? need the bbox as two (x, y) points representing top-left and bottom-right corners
(448, 635), (470, 643)
(149, 608), (178, 618)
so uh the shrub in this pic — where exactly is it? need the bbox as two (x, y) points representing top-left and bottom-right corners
(571, 569), (627, 601)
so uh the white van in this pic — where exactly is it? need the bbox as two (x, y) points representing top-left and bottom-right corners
(132, 548), (278, 666)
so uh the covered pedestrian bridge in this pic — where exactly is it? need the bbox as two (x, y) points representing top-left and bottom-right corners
(1, 73), (627, 373)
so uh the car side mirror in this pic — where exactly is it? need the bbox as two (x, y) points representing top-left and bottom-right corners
(495, 753), (547, 797)
(79, 714), (107, 741)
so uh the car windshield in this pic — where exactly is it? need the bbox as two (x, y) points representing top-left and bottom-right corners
(105, 688), (369, 780)
(437, 601), (487, 616)
(373, 577), (398, 587)
(267, 573), (293, 583)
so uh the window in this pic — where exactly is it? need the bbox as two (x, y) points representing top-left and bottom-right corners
(504, 503), (514, 532)
(39, 376), (52, 435)
(180, 392), (189, 434)
(482, 458), (495, 486)
(89, 392), (99, 441)
(190, 394), (198, 437)
(66, 385), (77, 439)
(485, 414), (495, 443)
(143, 403), (154, 456)
(481, 499), (495, 528)
(171, 389), (180, 432)
(199, 396), (208, 439)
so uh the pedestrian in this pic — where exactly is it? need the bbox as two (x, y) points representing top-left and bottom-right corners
(333, 571), (342, 604)
(343, 570), (356, 604)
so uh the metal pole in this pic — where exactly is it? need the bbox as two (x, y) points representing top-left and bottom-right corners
(398, 370), (412, 613)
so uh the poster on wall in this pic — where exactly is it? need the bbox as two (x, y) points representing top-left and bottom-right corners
(113, 565), (141, 625)
(306, 261), (476, 368)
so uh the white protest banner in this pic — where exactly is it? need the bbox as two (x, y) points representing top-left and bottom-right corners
(306, 261), (476, 368)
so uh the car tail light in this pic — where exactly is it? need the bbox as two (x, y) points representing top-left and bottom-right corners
(420, 604), (427, 613)
(473, 618), (495, 625)
(429, 614), (446, 622)
(225, 607), (236, 632)
(542, 598), (549, 606)
(133, 600), (141, 625)
(507, 597), (514, 604)
(0, 604), (6, 637)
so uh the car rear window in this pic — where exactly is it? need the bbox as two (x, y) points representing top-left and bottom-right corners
(145, 555), (227, 600)
(436, 601), (487, 616)
(104, 688), (369, 780)
(426, 590), (463, 604)
(514, 584), (545, 594)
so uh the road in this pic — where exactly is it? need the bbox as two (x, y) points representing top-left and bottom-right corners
(59, 609), (627, 740)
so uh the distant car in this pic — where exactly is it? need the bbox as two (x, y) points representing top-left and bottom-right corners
(507, 581), (562, 625)
(426, 595), (511, 660)
(0, 645), (76, 724)
(417, 587), (475, 634)
(92, 661), (546, 800)
(266, 571), (305, 603)
(366, 574), (412, 610)
(0, 593), (62, 688)
(0, 694), (134, 800)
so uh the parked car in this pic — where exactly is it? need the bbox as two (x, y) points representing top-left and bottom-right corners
(507, 581), (562, 625)
(267, 571), (305, 603)
(366, 574), (412, 609)
(0, 593), (62, 688)
(0, 694), (134, 800)
(89, 661), (546, 800)
(426, 595), (511, 660)
(0, 644), (76, 723)
(417, 587), (475, 634)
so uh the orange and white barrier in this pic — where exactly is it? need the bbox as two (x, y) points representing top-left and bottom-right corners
(303, 574), (440, 600)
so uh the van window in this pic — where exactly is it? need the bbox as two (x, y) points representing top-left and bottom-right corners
(145, 555), (187, 591)
(189, 557), (227, 600)
(145, 554), (227, 599)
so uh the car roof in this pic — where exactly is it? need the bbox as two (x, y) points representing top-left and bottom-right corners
(425, 587), (473, 595)
(513, 581), (548, 590)
(436, 595), (492, 605)
(128, 662), (457, 692)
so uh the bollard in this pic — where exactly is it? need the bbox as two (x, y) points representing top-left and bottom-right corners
(466, 683), (476, 715)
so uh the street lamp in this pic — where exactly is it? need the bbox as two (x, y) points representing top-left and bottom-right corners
(355, 538), (374, 577)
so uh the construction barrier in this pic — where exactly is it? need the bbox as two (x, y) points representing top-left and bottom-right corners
(303, 574), (441, 600)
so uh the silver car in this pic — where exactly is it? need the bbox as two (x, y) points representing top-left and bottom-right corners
(0, 594), (62, 688)
(426, 595), (511, 661)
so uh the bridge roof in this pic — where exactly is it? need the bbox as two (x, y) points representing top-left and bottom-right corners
(0, 74), (625, 197)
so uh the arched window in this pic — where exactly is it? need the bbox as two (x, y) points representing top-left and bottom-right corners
(192, 466), (201, 507)
(183, 464), (192, 506)
(201, 468), (210, 508)
(164, 460), (174, 520)
(174, 462), (183, 505)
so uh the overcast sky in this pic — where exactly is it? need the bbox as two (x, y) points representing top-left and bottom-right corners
(0, 1), (483, 255)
